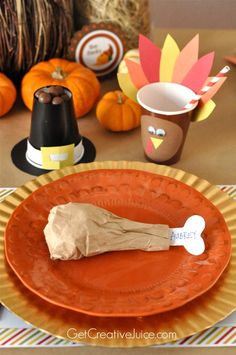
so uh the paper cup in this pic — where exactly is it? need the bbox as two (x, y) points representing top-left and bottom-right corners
(29, 87), (81, 148)
(26, 86), (84, 169)
(137, 83), (197, 164)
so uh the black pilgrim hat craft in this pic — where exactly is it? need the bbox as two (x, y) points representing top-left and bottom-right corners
(11, 86), (96, 176)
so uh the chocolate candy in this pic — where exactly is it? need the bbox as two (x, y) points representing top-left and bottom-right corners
(35, 89), (45, 98)
(38, 92), (51, 104)
(48, 86), (65, 96)
(61, 94), (70, 101)
(52, 96), (64, 105)
(35, 86), (70, 105)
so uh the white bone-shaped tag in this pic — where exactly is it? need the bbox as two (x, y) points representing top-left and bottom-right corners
(170, 215), (205, 255)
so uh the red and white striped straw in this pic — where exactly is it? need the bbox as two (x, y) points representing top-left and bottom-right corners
(184, 65), (230, 109)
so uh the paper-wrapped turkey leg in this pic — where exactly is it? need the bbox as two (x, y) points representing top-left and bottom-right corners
(44, 203), (170, 260)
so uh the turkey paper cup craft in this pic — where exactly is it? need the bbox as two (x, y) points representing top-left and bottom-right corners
(11, 86), (96, 176)
(118, 34), (229, 164)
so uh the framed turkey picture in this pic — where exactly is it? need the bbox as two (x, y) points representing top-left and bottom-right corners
(68, 23), (127, 77)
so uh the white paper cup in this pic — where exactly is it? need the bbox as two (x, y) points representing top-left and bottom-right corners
(137, 83), (197, 164)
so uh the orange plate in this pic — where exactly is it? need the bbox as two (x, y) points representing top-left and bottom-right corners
(5, 169), (231, 317)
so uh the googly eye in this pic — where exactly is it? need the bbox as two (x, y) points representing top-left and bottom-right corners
(156, 128), (166, 137)
(148, 126), (156, 135)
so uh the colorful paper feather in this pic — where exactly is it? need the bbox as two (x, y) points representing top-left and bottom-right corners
(139, 34), (161, 82)
(200, 77), (227, 104)
(181, 52), (215, 92)
(160, 34), (180, 82)
(172, 34), (199, 83)
(117, 73), (138, 102)
(125, 59), (149, 89)
(191, 100), (216, 122)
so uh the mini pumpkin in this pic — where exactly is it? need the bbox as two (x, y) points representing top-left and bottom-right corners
(96, 90), (141, 132)
(21, 58), (100, 118)
(0, 73), (16, 117)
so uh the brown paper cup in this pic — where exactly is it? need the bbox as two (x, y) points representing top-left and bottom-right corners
(137, 83), (197, 165)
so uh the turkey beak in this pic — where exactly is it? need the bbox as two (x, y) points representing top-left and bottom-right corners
(150, 137), (163, 149)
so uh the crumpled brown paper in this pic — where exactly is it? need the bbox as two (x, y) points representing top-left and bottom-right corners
(44, 203), (170, 260)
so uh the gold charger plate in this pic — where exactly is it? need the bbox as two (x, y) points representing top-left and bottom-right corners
(0, 161), (236, 347)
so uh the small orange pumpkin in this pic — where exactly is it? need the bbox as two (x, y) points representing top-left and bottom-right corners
(0, 73), (16, 117)
(21, 58), (100, 118)
(96, 90), (141, 131)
